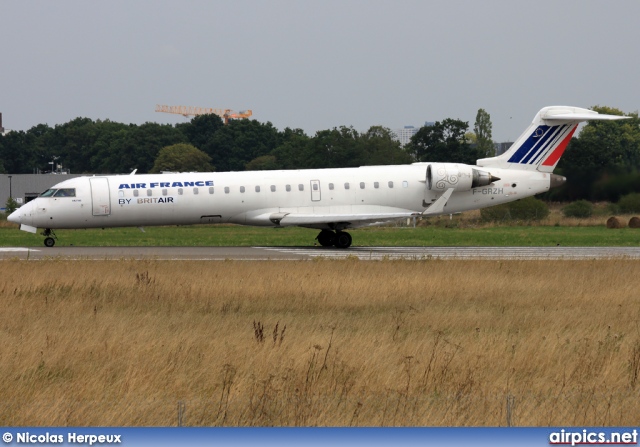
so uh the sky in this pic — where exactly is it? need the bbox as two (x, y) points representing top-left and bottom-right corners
(1, 0), (639, 142)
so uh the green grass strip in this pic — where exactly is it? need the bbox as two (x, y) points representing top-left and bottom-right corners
(1, 224), (639, 247)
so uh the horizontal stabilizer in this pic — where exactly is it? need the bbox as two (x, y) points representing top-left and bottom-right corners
(540, 108), (630, 122)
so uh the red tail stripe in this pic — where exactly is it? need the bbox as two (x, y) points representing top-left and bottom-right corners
(541, 126), (577, 167)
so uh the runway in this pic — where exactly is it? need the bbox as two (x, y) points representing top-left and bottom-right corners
(1, 246), (639, 260)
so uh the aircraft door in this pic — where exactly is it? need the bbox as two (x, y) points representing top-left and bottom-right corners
(310, 180), (321, 201)
(90, 177), (111, 216)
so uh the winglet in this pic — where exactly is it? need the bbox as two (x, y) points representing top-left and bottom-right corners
(422, 188), (454, 216)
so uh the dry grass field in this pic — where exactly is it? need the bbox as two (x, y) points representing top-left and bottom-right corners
(1, 259), (640, 426)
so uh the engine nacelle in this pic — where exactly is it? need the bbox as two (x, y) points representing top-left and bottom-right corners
(426, 163), (499, 192)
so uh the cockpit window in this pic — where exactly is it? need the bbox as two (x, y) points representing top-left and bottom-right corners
(40, 189), (57, 197)
(53, 188), (76, 197)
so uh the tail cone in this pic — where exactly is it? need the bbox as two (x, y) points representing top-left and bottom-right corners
(550, 174), (566, 189)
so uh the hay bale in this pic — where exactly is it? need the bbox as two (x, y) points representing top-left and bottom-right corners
(606, 216), (624, 229)
(629, 217), (640, 228)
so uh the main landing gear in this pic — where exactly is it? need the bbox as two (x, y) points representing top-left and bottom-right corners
(41, 228), (57, 247)
(315, 229), (352, 249)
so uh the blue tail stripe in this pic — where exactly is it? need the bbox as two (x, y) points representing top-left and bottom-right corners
(508, 125), (555, 164)
(520, 126), (562, 164)
(528, 125), (569, 165)
(524, 125), (567, 165)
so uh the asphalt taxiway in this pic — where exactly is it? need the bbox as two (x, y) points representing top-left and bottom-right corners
(1, 246), (639, 261)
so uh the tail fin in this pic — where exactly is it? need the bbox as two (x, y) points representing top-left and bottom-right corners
(477, 106), (629, 173)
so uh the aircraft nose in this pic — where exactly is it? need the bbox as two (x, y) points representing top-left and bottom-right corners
(7, 208), (22, 224)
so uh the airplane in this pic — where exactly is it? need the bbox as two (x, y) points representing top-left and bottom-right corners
(8, 106), (628, 248)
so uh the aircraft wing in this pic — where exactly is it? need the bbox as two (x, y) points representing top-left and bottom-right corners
(269, 188), (455, 229)
(271, 212), (420, 229)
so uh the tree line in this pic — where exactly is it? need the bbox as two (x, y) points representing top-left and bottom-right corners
(1, 106), (638, 201)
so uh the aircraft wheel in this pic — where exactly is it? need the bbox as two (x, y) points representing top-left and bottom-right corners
(334, 231), (352, 249)
(44, 237), (56, 248)
(316, 230), (336, 247)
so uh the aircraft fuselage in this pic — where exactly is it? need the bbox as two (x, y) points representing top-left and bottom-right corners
(11, 163), (551, 231)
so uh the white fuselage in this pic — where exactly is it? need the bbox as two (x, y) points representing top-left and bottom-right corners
(11, 163), (551, 231)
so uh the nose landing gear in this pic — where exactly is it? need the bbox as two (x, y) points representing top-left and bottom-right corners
(41, 229), (57, 247)
(315, 229), (352, 248)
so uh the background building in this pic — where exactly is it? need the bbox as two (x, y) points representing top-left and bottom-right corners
(392, 122), (434, 146)
(494, 142), (514, 156)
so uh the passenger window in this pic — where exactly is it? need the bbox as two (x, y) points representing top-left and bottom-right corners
(374, 182), (379, 189)
(118, 190), (124, 198)
(209, 187), (214, 194)
(147, 189), (152, 196)
(360, 182), (365, 189)
(344, 183), (350, 190)
(255, 186), (260, 192)
(270, 185), (276, 192)
(133, 190), (139, 197)
(402, 181), (408, 188)
(224, 187), (230, 194)
(298, 184), (304, 191)
(240, 186), (245, 193)
(286, 185), (291, 192)
(162, 189), (168, 196)
(178, 188), (183, 195)
(388, 181), (394, 188)
(329, 183), (334, 190)
(194, 188), (199, 195)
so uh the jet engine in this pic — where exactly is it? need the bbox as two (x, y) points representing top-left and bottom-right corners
(426, 163), (500, 192)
